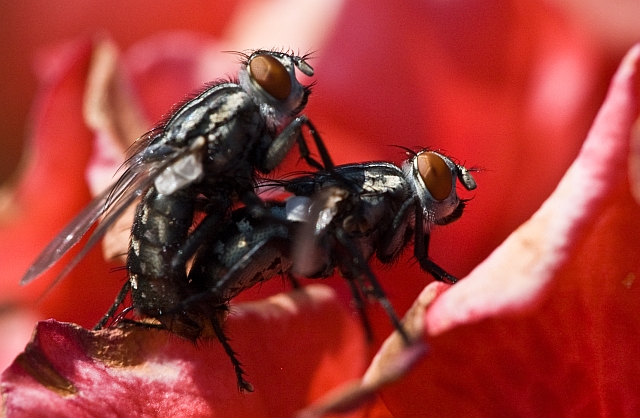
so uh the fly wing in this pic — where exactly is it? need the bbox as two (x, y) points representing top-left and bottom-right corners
(21, 81), (240, 287)
(291, 186), (347, 277)
(45, 161), (160, 286)
(20, 127), (198, 286)
(20, 187), (113, 285)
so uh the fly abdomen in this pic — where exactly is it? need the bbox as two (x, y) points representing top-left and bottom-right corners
(128, 187), (195, 313)
(188, 207), (293, 303)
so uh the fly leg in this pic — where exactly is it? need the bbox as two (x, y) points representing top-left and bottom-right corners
(170, 188), (279, 273)
(169, 195), (232, 271)
(334, 228), (411, 344)
(240, 190), (300, 229)
(286, 272), (301, 289)
(170, 211), (227, 270)
(414, 206), (458, 284)
(94, 281), (131, 330)
(181, 193), (291, 307)
(345, 278), (375, 343)
(295, 116), (335, 171)
(183, 234), (283, 308)
(110, 306), (135, 327)
(376, 196), (416, 262)
(294, 116), (366, 193)
(210, 312), (254, 392)
(263, 114), (334, 172)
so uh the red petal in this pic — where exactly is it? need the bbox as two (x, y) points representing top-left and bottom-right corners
(382, 43), (640, 417)
(427, 43), (640, 333)
(1, 285), (367, 418)
(304, 0), (607, 326)
(297, 282), (449, 418)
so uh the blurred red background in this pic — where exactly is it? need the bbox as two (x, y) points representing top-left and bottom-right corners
(2, 0), (639, 186)
(1, 1), (640, 416)
(0, 0), (639, 401)
(0, 0), (239, 184)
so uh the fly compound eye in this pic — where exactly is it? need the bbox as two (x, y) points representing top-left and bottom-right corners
(249, 54), (292, 100)
(417, 152), (453, 201)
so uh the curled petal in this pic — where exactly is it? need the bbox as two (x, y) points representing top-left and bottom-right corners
(381, 43), (640, 417)
(83, 38), (149, 262)
(427, 43), (640, 335)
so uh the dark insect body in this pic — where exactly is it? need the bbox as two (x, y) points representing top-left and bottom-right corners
(176, 150), (477, 382)
(20, 49), (335, 392)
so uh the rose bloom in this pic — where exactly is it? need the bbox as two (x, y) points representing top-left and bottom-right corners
(1, 1), (640, 417)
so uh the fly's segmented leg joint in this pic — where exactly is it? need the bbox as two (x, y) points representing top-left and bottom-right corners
(211, 317), (254, 393)
(346, 279), (375, 342)
(335, 229), (411, 344)
(94, 281), (132, 330)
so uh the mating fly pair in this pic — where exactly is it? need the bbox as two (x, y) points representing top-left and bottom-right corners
(21, 49), (335, 390)
(158, 148), (477, 389)
(185, 149), (477, 343)
(20, 47), (477, 392)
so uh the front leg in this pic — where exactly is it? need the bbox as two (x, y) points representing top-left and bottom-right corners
(377, 196), (416, 262)
(414, 206), (459, 284)
(333, 228), (411, 344)
(262, 114), (334, 172)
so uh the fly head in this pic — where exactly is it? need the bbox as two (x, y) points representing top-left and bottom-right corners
(403, 151), (477, 226)
(237, 50), (314, 130)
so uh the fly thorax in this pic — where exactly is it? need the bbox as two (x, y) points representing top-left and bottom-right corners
(363, 169), (404, 194)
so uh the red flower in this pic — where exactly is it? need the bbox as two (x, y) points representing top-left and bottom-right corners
(1, 1), (639, 416)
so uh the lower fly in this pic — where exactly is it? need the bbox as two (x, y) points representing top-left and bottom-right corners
(174, 149), (477, 386)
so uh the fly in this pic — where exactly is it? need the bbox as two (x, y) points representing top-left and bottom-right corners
(175, 150), (477, 385)
(20, 49), (335, 392)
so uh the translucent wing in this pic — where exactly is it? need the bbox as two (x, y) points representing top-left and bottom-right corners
(20, 187), (113, 285)
(290, 187), (344, 277)
(20, 128), (197, 286)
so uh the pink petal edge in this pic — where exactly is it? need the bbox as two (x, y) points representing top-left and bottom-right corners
(426, 43), (640, 336)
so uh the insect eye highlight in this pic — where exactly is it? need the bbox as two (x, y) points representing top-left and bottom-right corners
(249, 54), (292, 100)
(417, 153), (453, 201)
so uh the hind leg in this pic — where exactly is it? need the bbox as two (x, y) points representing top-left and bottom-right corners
(210, 313), (254, 392)
(94, 281), (131, 330)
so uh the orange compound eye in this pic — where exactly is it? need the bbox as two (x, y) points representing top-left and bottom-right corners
(417, 153), (453, 201)
(249, 54), (292, 101)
